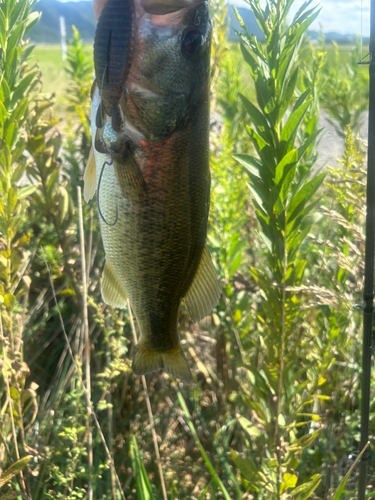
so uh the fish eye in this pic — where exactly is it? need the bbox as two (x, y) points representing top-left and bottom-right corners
(181, 27), (204, 59)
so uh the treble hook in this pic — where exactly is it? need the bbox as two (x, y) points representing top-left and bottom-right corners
(97, 155), (118, 226)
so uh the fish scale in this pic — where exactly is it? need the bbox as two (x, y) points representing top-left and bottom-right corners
(85, 0), (220, 383)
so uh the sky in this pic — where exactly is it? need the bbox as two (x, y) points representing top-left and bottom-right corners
(58, 0), (371, 36)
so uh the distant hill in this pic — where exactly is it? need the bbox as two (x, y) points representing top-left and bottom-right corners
(30, 0), (97, 43)
(228, 7), (265, 41)
(29, 0), (361, 45)
(29, 1), (263, 44)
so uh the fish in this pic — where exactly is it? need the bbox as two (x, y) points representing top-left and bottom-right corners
(84, 0), (220, 383)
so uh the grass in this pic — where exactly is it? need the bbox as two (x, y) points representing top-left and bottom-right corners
(28, 42), (359, 121)
(29, 44), (94, 119)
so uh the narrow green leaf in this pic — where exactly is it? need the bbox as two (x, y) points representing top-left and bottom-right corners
(281, 99), (312, 144)
(0, 9), (6, 51)
(292, 0), (314, 24)
(9, 97), (28, 124)
(287, 431), (320, 452)
(280, 164), (297, 205)
(331, 443), (369, 500)
(24, 11), (41, 34)
(6, 21), (25, 56)
(0, 102), (7, 125)
(7, 187), (18, 215)
(11, 71), (38, 106)
(198, 481), (212, 499)
(57, 186), (69, 224)
(291, 89), (310, 114)
(240, 94), (273, 146)
(247, 181), (267, 214)
(4, 120), (16, 148)
(291, 474), (321, 498)
(177, 390), (232, 500)
(0, 456), (31, 488)
(4, 47), (17, 81)
(18, 185), (36, 200)
(287, 173), (325, 221)
(294, 8), (321, 40)
(275, 149), (298, 185)
(8, 0), (27, 32)
(297, 129), (323, 160)
(234, 154), (261, 178)
(231, 450), (262, 489)
(2, 79), (11, 108)
(46, 170), (59, 198)
(279, 67), (298, 120)
(5, 0), (16, 19)
(19, 44), (36, 65)
(0, 198), (5, 218)
(11, 138), (26, 164)
(238, 416), (262, 438)
(246, 127), (276, 173)
(0, 490), (20, 499)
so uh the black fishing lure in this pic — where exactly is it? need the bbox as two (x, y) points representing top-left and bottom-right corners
(93, 0), (133, 129)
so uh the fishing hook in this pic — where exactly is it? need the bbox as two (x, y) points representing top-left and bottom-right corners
(97, 155), (118, 226)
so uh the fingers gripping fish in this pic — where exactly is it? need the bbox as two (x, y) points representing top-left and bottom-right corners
(84, 0), (220, 383)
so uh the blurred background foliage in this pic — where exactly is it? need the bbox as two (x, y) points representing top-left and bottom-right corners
(0, 0), (373, 498)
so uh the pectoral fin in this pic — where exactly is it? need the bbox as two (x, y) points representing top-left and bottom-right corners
(83, 147), (96, 203)
(184, 245), (221, 323)
(114, 151), (147, 201)
(101, 261), (127, 308)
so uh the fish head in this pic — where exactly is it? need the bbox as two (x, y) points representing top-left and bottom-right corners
(93, 0), (211, 151)
(125, 0), (212, 143)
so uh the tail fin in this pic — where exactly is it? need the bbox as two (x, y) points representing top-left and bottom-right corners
(133, 343), (193, 384)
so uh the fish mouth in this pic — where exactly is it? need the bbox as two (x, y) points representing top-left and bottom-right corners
(138, 0), (206, 27)
(140, 0), (205, 15)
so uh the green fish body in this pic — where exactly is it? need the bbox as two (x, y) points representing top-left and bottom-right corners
(84, 0), (220, 383)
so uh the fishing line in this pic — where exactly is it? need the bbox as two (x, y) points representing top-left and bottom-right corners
(97, 155), (119, 226)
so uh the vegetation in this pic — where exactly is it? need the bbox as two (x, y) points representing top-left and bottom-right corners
(0, 0), (373, 499)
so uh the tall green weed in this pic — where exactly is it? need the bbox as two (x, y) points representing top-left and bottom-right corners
(1, 0), (373, 498)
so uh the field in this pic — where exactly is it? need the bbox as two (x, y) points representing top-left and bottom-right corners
(30, 44), (93, 118)
(29, 42), (362, 119)
(1, 1), (374, 499)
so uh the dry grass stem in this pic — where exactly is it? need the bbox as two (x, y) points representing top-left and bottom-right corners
(127, 298), (168, 500)
(0, 313), (28, 496)
(77, 186), (93, 500)
(42, 248), (127, 500)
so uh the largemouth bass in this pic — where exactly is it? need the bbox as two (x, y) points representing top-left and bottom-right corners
(84, 0), (220, 383)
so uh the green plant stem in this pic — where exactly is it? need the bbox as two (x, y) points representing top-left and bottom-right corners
(175, 389), (232, 500)
(331, 441), (369, 500)
(77, 186), (93, 500)
(127, 298), (168, 500)
(275, 211), (288, 497)
(43, 250), (127, 500)
(0, 313), (27, 497)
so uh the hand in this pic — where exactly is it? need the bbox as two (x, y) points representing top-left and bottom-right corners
(93, 0), (108, 19)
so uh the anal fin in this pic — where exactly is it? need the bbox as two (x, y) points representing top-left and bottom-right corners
(133, 343), (193, 383)
(184, 245), (221, 323)
(83, 147), (96, 203)
(101, 261), (127, 308)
